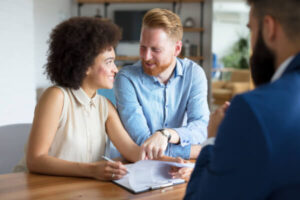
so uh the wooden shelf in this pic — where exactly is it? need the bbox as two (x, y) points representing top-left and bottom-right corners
(77, 0), (204, 3)
(116, 55), (203, 62)
(183, 27), (204, 32)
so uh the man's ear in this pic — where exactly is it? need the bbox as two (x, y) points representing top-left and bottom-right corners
(262, 15), (277, 46)
(174, 40), (182, 57)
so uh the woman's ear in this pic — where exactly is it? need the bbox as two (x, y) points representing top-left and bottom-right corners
(86, 66), (92, 76)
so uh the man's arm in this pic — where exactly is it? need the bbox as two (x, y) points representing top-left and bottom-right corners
(145, 128), (202, 159)
(114, 72), (151, 146)
(167, 64), (210, 158)
(173, 65), (210, 146)
(184, 96), (271, 199)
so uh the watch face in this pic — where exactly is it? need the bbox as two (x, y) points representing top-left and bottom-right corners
(164, 130), (170, 137)
(158, 129), (171, 142)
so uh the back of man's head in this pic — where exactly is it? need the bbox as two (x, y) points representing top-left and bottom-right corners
(247, 0), (300, 43)
(142, 8), (183, 42)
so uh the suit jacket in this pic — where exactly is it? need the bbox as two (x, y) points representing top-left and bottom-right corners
(184, 53), (300, 200)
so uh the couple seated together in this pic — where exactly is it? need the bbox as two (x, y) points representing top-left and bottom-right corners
(14, 8), (209, 181)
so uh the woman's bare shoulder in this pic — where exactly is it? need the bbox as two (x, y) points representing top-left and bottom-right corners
(36, 86), (65, 112)
(41, 86), (64, 101)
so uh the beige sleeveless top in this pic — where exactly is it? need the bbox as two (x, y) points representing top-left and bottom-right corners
(14, 86), (108, 172)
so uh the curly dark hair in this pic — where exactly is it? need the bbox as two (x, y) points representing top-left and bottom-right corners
(45, 17), (121, 89)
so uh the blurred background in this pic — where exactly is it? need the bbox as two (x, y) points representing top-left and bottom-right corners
(0, 0), (250, 126)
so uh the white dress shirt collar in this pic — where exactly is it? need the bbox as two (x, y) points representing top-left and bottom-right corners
(271, 55), (295, 82)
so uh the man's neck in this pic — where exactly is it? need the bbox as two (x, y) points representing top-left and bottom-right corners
(275, 40), (300, 70)
(156, 58), (177, 84)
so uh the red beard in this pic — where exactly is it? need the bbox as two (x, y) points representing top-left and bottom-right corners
(142, 59), (173, 76)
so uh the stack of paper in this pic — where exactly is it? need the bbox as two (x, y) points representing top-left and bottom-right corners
(113, 160), (195, 193)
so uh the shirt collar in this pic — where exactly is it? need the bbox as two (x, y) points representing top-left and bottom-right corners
(175, 58), (183, 77)
(71, 87), (97, 107)
(271, 55), (295, 82)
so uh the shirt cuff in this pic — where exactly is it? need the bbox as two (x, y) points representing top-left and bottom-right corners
(172, 127), (192, 147)
(201, 137), (216, 148)
(168, 143), (191, 159)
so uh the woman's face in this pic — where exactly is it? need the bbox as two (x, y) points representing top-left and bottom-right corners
(86, 47), (118, 89)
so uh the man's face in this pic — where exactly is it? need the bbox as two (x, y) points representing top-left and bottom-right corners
(139, 26), (178, 76)
(248, 6), (276, 86)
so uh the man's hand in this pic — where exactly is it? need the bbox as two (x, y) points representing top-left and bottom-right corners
(168, 157), (193, 181)
(141, 131), (168, 159)
(207, 101), (230, 138)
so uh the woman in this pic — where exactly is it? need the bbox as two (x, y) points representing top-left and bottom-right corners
(14, 17), (143, 181)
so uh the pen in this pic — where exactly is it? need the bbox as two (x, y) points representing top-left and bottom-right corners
(102, 155), (115, 162)
(102, 155), (130, 174)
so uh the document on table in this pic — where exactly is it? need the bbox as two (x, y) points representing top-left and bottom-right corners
(113, 160), (195, 194)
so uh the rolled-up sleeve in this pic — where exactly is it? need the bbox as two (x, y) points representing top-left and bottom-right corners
(173, 65), (210, 146)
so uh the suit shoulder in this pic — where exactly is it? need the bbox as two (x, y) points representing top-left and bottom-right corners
(231, 84), (281, 121)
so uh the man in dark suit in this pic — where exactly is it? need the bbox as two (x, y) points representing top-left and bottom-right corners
(184, 0), (300, 199)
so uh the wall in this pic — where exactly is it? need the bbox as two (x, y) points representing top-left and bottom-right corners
(34, 0), (72, 89)
(0, 0), (35, 126)
(0, 0), (73, 126)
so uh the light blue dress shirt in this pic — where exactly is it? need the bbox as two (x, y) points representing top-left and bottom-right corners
(114, 58), (210, 159)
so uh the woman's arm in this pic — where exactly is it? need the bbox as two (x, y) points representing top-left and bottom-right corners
(105, 100), (143, 162)
(26, 87), (127, 180)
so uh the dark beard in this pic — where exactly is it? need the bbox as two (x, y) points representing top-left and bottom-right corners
(250, 30), (276, 87)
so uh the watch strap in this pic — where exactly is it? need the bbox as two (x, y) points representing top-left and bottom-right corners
(157, 129), (171, 142)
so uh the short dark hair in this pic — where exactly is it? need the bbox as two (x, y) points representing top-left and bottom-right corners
(45, 17), (121, 89)
(247, 0), (300, 42)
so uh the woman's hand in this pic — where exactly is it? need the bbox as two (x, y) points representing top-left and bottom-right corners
(92, 160), (128, 181)
(168, 157), (193, 181)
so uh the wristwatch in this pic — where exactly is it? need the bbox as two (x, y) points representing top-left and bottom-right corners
(157, 129), (171, 142)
